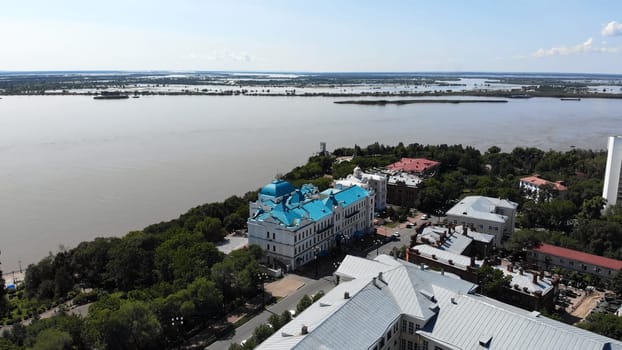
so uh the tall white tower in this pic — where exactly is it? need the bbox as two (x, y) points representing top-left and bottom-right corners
(603, 136), (622, 207)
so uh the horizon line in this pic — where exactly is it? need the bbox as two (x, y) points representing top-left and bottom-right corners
(1, 69), (622, 77)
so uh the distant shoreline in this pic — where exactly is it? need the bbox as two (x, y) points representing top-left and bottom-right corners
(334, 99), (508, 105)
(2, 91), (622, 99)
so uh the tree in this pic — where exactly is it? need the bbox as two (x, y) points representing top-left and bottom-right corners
(194, 217), (227, 242)
(0, 251), (8, 317)
(477, 265), (512, 298)
(296, 294), (313, 313)
(86, 299), (162, 350)
(30, 329), (73, 350)
(253, 324), (274, 343)
(611, 270), (622, 295)
(106, 231), (157, 291)
(578, 313), (622, 340)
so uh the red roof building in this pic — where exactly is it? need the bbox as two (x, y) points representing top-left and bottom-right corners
(528, 243), (622, 279)
(386, 158), (441, 176)
(519, 175), (568, 191)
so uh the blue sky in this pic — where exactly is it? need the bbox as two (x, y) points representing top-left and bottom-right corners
(2, 0), (622, 73)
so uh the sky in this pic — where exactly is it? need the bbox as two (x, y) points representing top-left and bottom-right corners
(1, 0), (622, 73)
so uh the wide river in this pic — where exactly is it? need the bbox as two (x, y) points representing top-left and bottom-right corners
(1, 95), (621, 271)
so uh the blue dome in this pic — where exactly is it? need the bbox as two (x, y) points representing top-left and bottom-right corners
(260, 180), (295, 198)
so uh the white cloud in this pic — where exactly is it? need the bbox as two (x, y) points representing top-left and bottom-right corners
(532, 38), (619, 57)
(602, 21), (622, 37)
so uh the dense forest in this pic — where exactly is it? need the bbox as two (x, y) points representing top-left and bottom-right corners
(2, 141), (621, 348)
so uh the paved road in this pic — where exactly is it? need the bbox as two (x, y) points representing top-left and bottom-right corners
(367, 215), (443, 259)
(207, 273), (336, 350)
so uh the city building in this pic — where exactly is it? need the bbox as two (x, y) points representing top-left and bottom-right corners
(409, 244), (480, 282)
(247, 179), (374, 271)
(386, 157), (441, 177)
(495, 264), (556, 312)
(527, 243), (622, 280)
(445, 196), (518, 246)
(257, 254), (622, 350)
(519, 174), (567, 202)
(417, 224), (495, 258)
(335, 166), (387, 211)
(386, 172), (422, 208)
(603, 136), (622, 207)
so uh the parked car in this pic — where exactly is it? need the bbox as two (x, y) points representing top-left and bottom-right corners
(392, 232), (401, 239)
(421, 214), (429, 220)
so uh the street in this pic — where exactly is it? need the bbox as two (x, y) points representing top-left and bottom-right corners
(206, 273), (335, 350)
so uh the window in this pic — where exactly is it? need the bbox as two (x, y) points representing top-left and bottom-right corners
(407, 341), (414, 350)
(273, 232), (275, 240)
(569, 261), (574, 266)
(401, 339), (406, 350)
(394, 323), (399, 333)
(415, 324), (421, 331)
(408, 321), (414, 335)
(422, 341), (429, 350)
(387, 329), (392, 340)
(380, 338), (385, 348)
(267, 244), (270, 251)
(273, 245), (276, 252)
(266, 232), (270, 239)
(434, 347), (443, 350)
(402, 320), (407, 332)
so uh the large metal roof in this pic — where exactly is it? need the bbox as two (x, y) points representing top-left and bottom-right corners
(257, 255), (622, 350)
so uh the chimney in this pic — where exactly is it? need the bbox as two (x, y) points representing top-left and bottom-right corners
(372, 277), (378, 287)
(378, 272), (388, 285)
(532, 273), (537, 284)
(440, 269), (445, 276)
(539, 270), (544, 280)
(470, 256), (476, 268)
(301, 325), (308, 335)
(519, 267), (524, 275)
(344, 291), (350, 299)
(462, 226), (467, 236)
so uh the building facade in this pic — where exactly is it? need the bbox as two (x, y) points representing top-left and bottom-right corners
(603, 136), (622, 207)
(335, 166), (387, 211)
(257, 255), (621, 350)
(248, 180), (374, 271)
(519, 174), (567, 202)
(527, 243), (622, 280)
(445, 196), (518, 246)
(386, 172), (422, 208)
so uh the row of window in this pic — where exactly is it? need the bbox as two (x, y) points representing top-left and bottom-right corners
(401, 319), (420, 335)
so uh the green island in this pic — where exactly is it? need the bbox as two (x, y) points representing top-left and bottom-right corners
(3, 142), (622, 349)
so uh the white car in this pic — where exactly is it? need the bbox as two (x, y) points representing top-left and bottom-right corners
(392, 232), (400, 239)
(422, 214), (429, 220)
(289, 309), (297, 317)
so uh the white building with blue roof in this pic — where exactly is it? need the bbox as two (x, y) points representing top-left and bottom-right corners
(248, 179), (375, 270)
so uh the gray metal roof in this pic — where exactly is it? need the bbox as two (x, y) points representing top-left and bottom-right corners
(446, 196), (517, 223)
(257, 255), (622, 350)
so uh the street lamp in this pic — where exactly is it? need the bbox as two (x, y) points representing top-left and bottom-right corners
(314, 246), (320, 278)
(257, 272), (269, 308)
(374, 239), (383, 257)
(170, 316), (184, 346)
(332, 261), (341, 285)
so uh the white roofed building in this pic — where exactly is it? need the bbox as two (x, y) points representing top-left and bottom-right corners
(446, 196), (518, 246)
(335, 166), (387, 211)
(257, 255), (622, 350)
